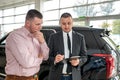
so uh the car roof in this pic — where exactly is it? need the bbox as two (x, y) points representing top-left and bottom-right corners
(0, 26), (110, 55)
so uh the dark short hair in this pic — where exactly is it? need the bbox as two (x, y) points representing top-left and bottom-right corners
(25, 9), (43, 20)
(60, 12), (72, 19)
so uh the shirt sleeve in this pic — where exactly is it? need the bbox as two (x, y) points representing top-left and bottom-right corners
(39, 42), (49, 60)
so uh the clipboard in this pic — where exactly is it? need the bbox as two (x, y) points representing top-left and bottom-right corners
(69, 56), (80, 60)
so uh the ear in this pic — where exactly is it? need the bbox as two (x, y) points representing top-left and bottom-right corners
(26, 20), (31, 26)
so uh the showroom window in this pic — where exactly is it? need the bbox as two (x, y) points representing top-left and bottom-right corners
(42, 0), (120, 46)
(0, 4), (35, 38)
(42, 0), (120, 26)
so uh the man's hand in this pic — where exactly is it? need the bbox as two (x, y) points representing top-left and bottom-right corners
(55, 54), (64, 63)
(38, 53), (43, 59)
(70, 58), (80, 66)
(33, 31), (45, 43)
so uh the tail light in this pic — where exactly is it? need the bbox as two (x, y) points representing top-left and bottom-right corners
(92, 53), (115, 79)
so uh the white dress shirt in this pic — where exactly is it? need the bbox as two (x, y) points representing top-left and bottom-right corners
(62, 30), (72, 73)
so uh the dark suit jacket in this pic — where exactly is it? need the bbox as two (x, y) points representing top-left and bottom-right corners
(48, 30), (87, 80)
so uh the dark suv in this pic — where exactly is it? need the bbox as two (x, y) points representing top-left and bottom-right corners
(0, 26), (120, 80)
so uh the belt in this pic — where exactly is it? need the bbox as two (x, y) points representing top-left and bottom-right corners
(62, 73), (72, 76)
(6, 74), (38, 80)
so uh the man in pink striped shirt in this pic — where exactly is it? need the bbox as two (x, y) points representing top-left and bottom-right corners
(5, 9), (49, 80)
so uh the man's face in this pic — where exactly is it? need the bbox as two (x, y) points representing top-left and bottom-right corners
(29, 17), (43, 33)
(60, 17), (73, 33)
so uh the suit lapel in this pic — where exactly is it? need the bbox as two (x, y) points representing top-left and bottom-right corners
(58, 31), (64, 55)
(72, 31), (77, 55)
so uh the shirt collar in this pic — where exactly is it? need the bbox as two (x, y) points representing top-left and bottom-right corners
(63, 30), (72, 36)
(22, 27), (33, 37)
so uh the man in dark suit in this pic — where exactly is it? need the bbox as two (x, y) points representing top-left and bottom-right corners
(48, 12), (87, 80)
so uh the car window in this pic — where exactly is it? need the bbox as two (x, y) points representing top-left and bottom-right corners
(1, 40), (6, 45)
(102, 36), (119, 50)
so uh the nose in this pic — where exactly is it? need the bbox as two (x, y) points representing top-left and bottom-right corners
(38, 23), (41, 27)
(39, 25), (42, 29)
(65, 24), (69, 28)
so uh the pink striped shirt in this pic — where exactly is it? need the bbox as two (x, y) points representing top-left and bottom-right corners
(5, 27), (49, 76)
